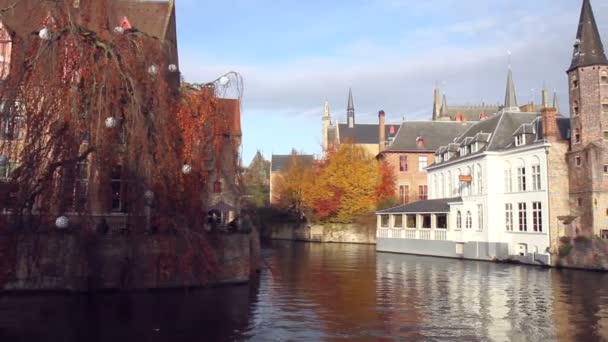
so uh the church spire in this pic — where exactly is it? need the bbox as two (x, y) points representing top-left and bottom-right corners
(439, 94), (449, 119)
(347, 88), (355, 128)
(432, 84), (441, 120)
(503, 68), (520, 112)
(323, 100), (331, 119)
(569, 0), (608, 72)
(553, 91), (560, 113)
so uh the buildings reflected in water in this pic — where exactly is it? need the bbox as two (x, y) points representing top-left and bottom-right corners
(0, 242), (606, 341)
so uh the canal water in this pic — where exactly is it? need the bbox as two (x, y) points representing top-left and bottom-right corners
(0, 241), (607, 341)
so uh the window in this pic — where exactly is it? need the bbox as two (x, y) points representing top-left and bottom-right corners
(476, 164), (483, 194)
(393, 215), (403, 228)
(505, 203), (514, 231)
(406, 214), (416, 228)
(466, 211), (472, 229)
(456, 211), (462, 230)
(603, 99), (608, 113)
(573, 101), (579, 115)
(601, 230), (608, 240)
(532, 202), (542, 232)
(517, 166), (526, 192)
(399, 155), (408, 172)
(574, 128), (581, 143)
(602, 71), (608, 84)
(604, 131), (608, 140)
(437, 214), (447, 229)
(418, 185), (428, 200)
(531, 162), (541, 191)
(575, 156), (582, 167)
(418, 156), (428, 172)
(380, 215), (389, 228)
(515, 135), (525, 146)
(577, 198), (582, 207)
(477, 204), (483, 231)
(572, 77), (579, 89)
(110, 165), (124, 212)
(604, 165), (608, 175)
(399, 185), (409, 204)
(447, 171), (452, 197)
(421, 214), (431, 229)
(463, 166), (472, 196)
(68, 160), (89, 211)
(0, 22), (12, 80)
(504, 164), (512, 193)
(518, 203), (528, 232)
(456, 169), (462, 196)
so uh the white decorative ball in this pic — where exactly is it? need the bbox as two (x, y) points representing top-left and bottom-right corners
(182, 164), (192, 175)
(219, 76), (230, 86)
(113, 26), (125, 34)
(144, 190), (155, 202)
(148, 65), (159, 76)
(39, 28), (51, 40)
(105, 117), (118, 128)
(168, 64), (178, 73)
(0, 155), (7, 167)
(55, 216), (69, 229)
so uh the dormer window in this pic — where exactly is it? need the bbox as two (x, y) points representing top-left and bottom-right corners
(0, 22), (12, 80)
(515, 135), (525, 147)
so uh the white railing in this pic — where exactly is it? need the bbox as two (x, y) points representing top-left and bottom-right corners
(434, 230), (447, 241)
(378, 228), (449, 241)
(419, 230), (431, 240)
(405, 229), (417, 239)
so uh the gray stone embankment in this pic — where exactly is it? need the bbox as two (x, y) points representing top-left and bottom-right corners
(555, 236), (608, 271)
(0, 228), (261, 292)
(265, 222), (376, 245)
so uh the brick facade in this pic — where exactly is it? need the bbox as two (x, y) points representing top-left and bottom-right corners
(383, 152), (434, 203)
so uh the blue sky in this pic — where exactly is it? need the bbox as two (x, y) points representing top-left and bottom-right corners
(175, 0), (608, 164)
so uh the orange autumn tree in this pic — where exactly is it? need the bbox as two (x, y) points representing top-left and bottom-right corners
(303, 144), (395, 223)
(272, 152), (314, 212)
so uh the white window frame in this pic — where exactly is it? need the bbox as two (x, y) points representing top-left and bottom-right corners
(466, 211), (472, 229)
(505, 203), (514, 231)
(517, 166), (527, 192)
(418, 156), (428, 172)
(518, 202), (528, 232)
(532, 202), (542, 232)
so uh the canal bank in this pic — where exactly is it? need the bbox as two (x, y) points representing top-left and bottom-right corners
(0, 227), (261, 292)
(263, 221), (376, 244)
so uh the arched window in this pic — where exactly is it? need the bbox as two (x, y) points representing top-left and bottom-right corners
(456, 211), (462, 230)
(516, 159), (527, 192)
(447, 171), (452, 197)
(464, 166), (472, 196)
(0, 21), (12, 80)
(573, 100), (579, 116)
(466, 211), (472, 229)
(476, 164), (483, 194)
(456, 169), (462, 196)
(531, 156), (541, 191)
(504, 162), (512, 193)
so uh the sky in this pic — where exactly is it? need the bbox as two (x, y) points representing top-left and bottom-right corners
(174, 0), (608, 164)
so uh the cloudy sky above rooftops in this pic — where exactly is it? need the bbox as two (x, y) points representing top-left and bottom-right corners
(175, 0), (608, 163)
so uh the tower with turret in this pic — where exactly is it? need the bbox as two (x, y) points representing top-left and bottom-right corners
(567, 0), (608, 237)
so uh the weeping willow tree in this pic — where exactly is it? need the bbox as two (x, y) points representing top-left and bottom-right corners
(0, 2), (244, 233)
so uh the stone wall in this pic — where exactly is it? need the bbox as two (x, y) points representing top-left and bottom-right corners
(556, 236), (608, 271)
(0, 229), (260, 292)
(266, 222), (376, 244)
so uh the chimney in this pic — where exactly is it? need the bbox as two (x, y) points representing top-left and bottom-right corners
(541, 107), (558, 142)
(379, 110), (386, 152)
(455, 112), (463, 122)
(416, 137), (425, 148)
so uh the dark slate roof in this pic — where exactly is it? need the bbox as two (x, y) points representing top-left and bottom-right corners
(535, 116), (571, 141)
(443, 107), (499, 122)
(271, 154), (314, 172)
(377, 197), (462, 214)
(486, 112), (540, 151)
(338, 123), (399, 145)
(569, 0), (608, 72)
(385, 121), (473, 152)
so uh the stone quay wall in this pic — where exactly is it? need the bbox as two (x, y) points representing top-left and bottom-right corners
(265, 222), (376, 245)
(0, 228), (261, 292)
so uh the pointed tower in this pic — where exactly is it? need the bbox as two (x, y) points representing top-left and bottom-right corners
(503, 68), (520, 112)
(347, 88), (355, 128)
(541, 85), (549, 108)
(567, 0), (608, 237)
(432, 85), (441, 121)
(552, 91), (560, 113)
(322, 101), (331, 150)
(438, 94), (451, 121)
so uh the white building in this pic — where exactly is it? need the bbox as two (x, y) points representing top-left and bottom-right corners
(377, 70), (571, 265)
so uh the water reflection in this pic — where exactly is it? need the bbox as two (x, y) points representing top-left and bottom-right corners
(0, 241), (606, 341)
